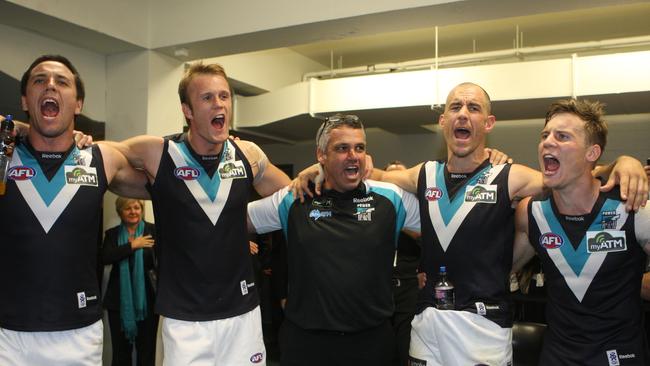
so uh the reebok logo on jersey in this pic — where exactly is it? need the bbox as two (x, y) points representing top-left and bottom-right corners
(309, 209), (332, 220)
(464, 185), (497, 203)
(40, 153), (63, 159)
(218, 161), (247, 179)
(8, 166), (36, 180)
(201, 154), (219, 161)
(174, 166), (200, 180)
(353, 196), (374, 203)
(65, 166), (98, 187)
(587, 231), (626, 253)
(540, 232), (563, 249)
(564, 215), (584, 221)
(424, 187), (443, 201)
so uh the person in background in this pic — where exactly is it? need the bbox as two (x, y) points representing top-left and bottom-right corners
(385, 160), (422, 366)
(102, 197), (157, 366)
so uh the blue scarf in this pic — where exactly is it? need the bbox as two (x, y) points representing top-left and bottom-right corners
(117, 221), (147, 343)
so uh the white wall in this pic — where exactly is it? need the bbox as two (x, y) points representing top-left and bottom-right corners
(6, 0), (455, 49)
(148, 0), (454, 48)
(235, 51), (650, 128)
(7, 0), (150, 47)
(0, 23), (107, 119)
(207, 48), (327, 92)
(103, 50), (185, 229)
(262, 127), (445, 172)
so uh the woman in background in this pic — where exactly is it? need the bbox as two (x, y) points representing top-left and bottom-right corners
(102, 197), (157, 366)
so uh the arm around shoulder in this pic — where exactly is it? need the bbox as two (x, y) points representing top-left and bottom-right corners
(375, 163), (421, 194)
(247, 187), (290, 234)
(596, 156), (648, 212)
(238, 140), (291, 197)
(635, 203), (650, 254)
(508, 164), (544, 203)
(99, 135), (164, 176)
(99, 143), (150, 199)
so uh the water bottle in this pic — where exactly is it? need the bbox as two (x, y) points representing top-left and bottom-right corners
(0, 115), (15, 196)
(434, 265), (455, 310)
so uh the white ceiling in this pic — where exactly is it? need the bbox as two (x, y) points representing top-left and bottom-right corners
(232, 2), (650, 144)
(2, 0), (649, 144)
(288, 3), (650, 68)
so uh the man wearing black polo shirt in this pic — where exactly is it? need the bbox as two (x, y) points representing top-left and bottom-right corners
(247, 115), (420, 366)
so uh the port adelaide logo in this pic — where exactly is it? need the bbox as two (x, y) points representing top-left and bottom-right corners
(64, 166), (98, 186)
(354, 196), (374, 221)
(464, 184), (497, 203)
(600, 210), (620, 230)
(587, 231), (627, 253)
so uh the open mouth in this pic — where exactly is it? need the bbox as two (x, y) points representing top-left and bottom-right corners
(41, 98), (60, 118)
(211, 115), (225, 129)
(344, 166), (360, 176)
(454, 127), (471, 139)
(543, 154), (560, 173)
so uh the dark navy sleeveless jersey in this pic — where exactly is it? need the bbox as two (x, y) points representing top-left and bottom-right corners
(417, 160), (514, 327)
(149, 135), (258, 321)
(0, 142), (107, 331)
(528, 189), (648, 365)
(248, 180), (420, 332)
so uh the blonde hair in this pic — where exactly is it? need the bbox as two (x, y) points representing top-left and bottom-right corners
(115, 197), (144, 215)
(178, 63), (230, 125)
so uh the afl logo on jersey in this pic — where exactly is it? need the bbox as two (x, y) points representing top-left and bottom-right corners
(174, 167), (200, 180)
(249, 353), (264, 363)
(8, 166), (36, 180)
(424, 187), (443, 201)
(540, 233), (563, 249)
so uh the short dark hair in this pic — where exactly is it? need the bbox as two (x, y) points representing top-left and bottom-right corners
(315, 114), (365, 152)
(545, 99), (607, 152)
(20, 55), (85, 102)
